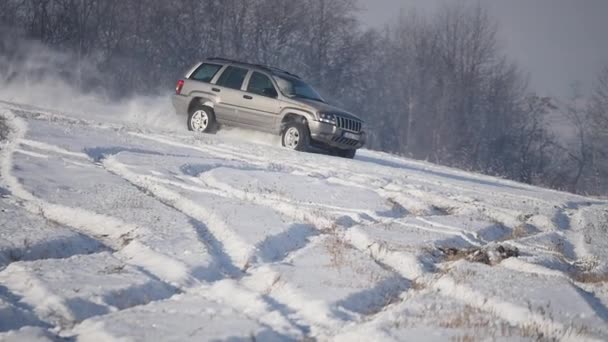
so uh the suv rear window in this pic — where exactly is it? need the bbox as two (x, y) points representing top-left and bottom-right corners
(190, 63), (222, 83)
(216, 66), (248, 90)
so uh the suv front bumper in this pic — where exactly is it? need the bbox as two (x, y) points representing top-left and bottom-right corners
(308, 121), (366, 150)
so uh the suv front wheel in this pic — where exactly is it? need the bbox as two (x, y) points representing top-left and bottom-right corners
(282, 121), (310, 152)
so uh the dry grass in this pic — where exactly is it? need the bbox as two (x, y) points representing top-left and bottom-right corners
(548, 238), (567, 256)
(519, 324), (546, 340)
(570, 257), (607, 283)
(441, 305), (527, 341)
(439, 247), (474, 263)
(410, 279), (427, 291)
(509, 224), (535, 239)
(0, 116), (9, 142)
(438, 245), (519, 266)
(573, 271), (608, 284)
(102, 263), (126, 274)
(263, 274), (284, 295)
(450, 268), (478, 284)
(451, 335), (476, 342)
(385, 198), (409, 217)
(431, 205), (457, 216)
(323, 225), (349, 270)
(493, 221), (539, 243)
(440, 305), (488, 329)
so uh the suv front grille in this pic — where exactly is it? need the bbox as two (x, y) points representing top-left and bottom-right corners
(336, 116), (362, 133)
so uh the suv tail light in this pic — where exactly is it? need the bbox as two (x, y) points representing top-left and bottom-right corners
(175, 80), (184, 95)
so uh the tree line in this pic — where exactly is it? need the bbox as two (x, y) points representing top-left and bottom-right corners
(1, 0), (607, 195)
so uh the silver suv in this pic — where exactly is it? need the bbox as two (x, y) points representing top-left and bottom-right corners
(172, 58), (366, 158)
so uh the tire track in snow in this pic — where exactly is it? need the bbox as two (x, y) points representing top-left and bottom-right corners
(54, 158), (306, 337)
(412, 217), (484, 246)
(96, 132), (600, 336)
(2, 110), (317, 337)
(51, 116), (570, 336)
(201, 173), (377, 227)
(114, 135), (415, 337)
(131, 129), (538, 338)
(19, 139), (90, 160)
(0, 112), (185, 330)
(343, 222), (603, 342)
(242, 266), (349, 337)
(190, 177), (414, 335)
(8, 109), (603, 340)
(1, 111), (308, 338)
(248, 144), (585, 236)
(431, 276), (602, 342)
(133, 132), (561, 237)
(128, 133), (391, 227)
(8, 125), (248, 287)
(15, 106), (586, 230)
(190, 279), (305, 339)
(0, 111), (201, 288)
(100, 155), (348, 337)
(183, 132), (569, 208)
(154, 145), (540, 336)
(102, 156), (257, 271)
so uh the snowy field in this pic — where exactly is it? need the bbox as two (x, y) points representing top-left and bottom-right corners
(0, 101), (607, 341)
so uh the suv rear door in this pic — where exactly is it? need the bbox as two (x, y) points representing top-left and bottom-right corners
(241, 71), (282, 132)
(213, 65), (249, 124)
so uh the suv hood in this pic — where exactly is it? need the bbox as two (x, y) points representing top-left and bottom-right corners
(286, 98), (363, 122)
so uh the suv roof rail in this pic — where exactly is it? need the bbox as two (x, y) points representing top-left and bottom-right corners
(207, 57), (301, 79)
(267, 66), (301, 79)
(208, 57), (240, 64)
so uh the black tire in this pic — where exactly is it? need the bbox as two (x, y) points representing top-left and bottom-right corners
(281, 120), (310, 152)
(336, 148), (356, 159)
(187, 105), (216, 133)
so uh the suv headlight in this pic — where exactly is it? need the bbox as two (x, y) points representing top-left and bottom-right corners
(318, 112), (336, 125)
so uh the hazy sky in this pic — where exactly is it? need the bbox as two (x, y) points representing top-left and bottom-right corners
(358, 0), (608, 97)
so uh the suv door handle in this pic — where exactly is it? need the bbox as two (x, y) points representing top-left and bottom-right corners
(243, 95), (253, 100)
(212, 88), (221, 92)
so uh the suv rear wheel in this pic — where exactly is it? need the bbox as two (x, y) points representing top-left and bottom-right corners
(188, 105), (216, 133)
(282, 121), (310, 151)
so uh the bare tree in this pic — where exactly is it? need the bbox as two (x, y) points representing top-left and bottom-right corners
(588, 67), (608, 193)
(558, 85), (592, 192)
(590, 67), (608, 136)
(514, 95), (555, 184)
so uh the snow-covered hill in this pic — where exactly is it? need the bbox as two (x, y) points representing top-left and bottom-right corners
(0, 102), (607, 341)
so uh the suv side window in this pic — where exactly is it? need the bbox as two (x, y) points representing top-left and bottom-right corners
(216, 66), (248, 90)
(247, 72), (278, 98)
(190, 63), (222, 83)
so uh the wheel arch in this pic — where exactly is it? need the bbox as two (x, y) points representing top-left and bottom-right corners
(279, 109), (315, 133)
(188, 96), (216, 115)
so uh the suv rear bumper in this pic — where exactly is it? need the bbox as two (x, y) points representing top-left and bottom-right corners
(172, 94), (189, 116)
(309, 121), (366, 150)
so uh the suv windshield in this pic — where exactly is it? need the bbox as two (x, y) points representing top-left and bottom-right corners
(273, 76), (325, 103)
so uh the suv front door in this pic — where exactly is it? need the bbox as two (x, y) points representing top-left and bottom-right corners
(213, 66), (249, 125)
(241, 71), (282, 132)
